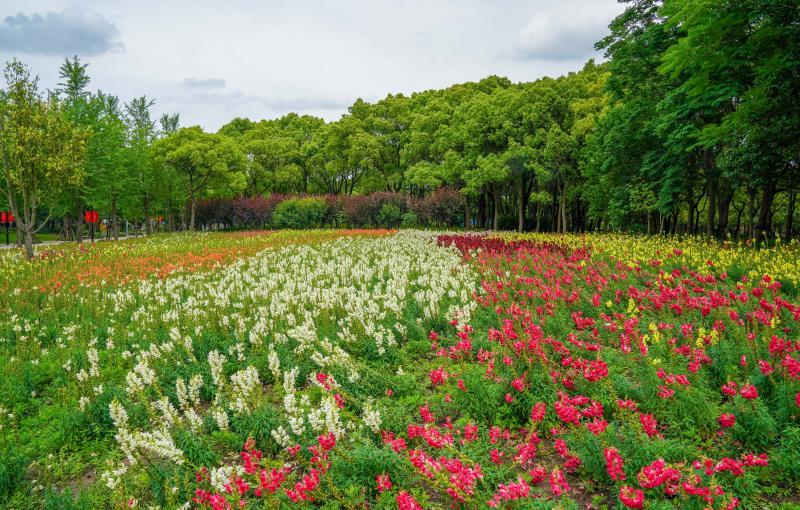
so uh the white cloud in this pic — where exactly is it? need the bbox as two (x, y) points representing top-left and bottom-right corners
(0, 6), (122, 56)
(0, 0), (624, 130)
(513, 2), (624, 61)
(180, 78), (226, 89)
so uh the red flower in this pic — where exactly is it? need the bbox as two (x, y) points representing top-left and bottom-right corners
(530, 402), (546, 423)
(721, 381), (739, 396)
(740, 384), (758, 400)
(396, 491), (423, 510)
(604, 447), (626, 481)
(429, 366), (448, 386)
(639, 413), (659, 437)
(317, 432), (336, 452)
(376, 473), (392, 493)
(548, 468), (570, 496)
(619, 485), (644, 509)
(718, 413), (736, 428)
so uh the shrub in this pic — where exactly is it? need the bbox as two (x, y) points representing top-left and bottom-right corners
(323, 194), (346, 227)
(272, 197), (328, 229)
(343, 195), (373, 227)
(263, 193), (288, 226)
(377, 203), (403, 228)
(400, 211), (419, 228)
(427, 186), (465, 226)
(231, 196), (270, 228)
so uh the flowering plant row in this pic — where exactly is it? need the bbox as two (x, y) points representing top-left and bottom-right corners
(0, 230), (798, 509)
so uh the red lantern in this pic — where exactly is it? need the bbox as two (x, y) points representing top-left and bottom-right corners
(7, 213), (12, 223)
(93, 211), (99, 223)
(84, 211), (91, 223)
(0, 212), (6, 224)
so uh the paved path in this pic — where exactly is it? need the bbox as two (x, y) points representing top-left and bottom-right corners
(0, 236), (136, 250)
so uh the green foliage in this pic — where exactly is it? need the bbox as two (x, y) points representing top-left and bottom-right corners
(272, 197), (328, 229)
(376, 203), (403, 228)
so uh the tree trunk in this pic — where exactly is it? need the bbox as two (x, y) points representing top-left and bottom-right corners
(464, 196), (471, 229)
(484, 191), (491, 229)
(559, 182), (567, 233)
(492, 185), (500, 231)
(518, 175), (527, 233)
(143, 196), (151, 235)
(189, 199), (197, 231)
(111, 197), (120, 240)
(706, 178), (717, 237)
(76, 206), (84, 243)
(717, 189), (734, 238)
(755, 181), (776, 242)
(23, 226), (34, 260)
(746, 188), (756, 239)
(734, 204), (743, 238)
(785, 190), (796, 241)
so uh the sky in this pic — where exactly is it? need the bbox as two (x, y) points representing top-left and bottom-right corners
(0, 0), (625, 131)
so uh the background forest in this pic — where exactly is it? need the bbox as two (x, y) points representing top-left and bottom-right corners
(1, 0), (798, 259)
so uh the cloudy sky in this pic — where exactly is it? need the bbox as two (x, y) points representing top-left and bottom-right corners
(0, 1), (624, 131)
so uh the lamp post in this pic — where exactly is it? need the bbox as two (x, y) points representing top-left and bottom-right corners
(1, 211), (13, 246)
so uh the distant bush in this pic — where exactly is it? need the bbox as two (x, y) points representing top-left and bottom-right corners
(231, 196), (270, 228)
(343, 195), (373, 228)
(401, 211), (420, 228)
(377, 203), (403, 228)
(192, 188), (465, 230)
(272, 197), (328, 229)
(427, 187), (465, 226)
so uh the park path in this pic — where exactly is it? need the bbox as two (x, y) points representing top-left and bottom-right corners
(0, 236), (135, 250)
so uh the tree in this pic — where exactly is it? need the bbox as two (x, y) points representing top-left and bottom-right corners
(659, 0), (800, 240)
(159, 113), (180, 136)
(310, 116), (380, 195)
(0, 60), (87, 259)
(152, 126), (246, 230)
(56, 55), (93, 242)
(125, 96), (158, 234)
(84, 92), (129, 239)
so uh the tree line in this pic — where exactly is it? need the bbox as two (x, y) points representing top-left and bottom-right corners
(1, 0), (797, 259)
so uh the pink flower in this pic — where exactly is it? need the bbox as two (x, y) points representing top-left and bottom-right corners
(396, 491), (422, 510)
(639, 413), (659, 437)
(419, 405), (435, 423)
(740, 384), (758, 400)
(619, 485), (644, 509)
(722, 381), (739, 396)
(530, 402), (546, 423)
(317, 432), (336, 452)
(718, 413), (736, 428)
(604, 447), (626, 481)
(490, 449), (504, 464)
(429, 367), (448, 386)
(548, 468), (570, 496)
(376, 473), (392, 493)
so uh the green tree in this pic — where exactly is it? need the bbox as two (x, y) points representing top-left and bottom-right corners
(152, 126), (246, 230)
(84, 92), (129, 239)
(124, 96), (158, 234)
(0, 60), (87, 259)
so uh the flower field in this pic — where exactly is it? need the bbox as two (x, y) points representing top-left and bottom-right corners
(1, 231), (799, 509)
